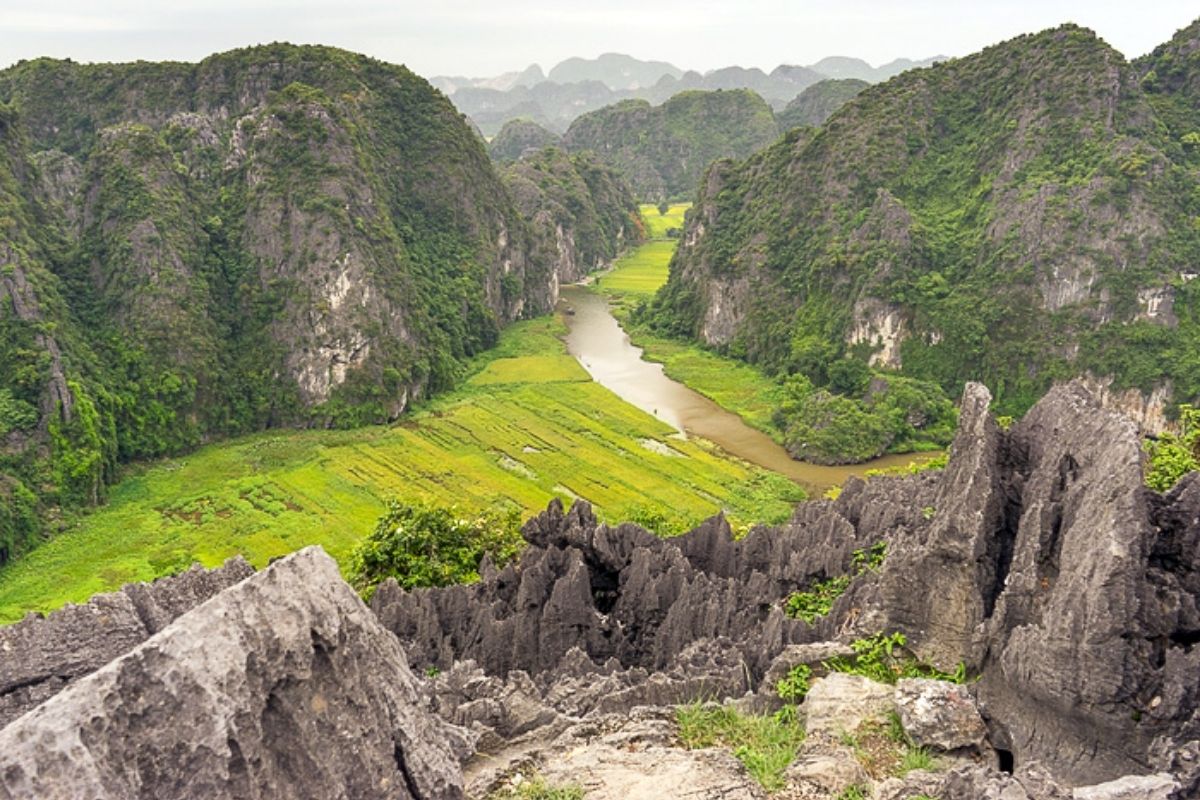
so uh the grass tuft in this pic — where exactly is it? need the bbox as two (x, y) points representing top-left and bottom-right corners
(676, 702), (806, 792)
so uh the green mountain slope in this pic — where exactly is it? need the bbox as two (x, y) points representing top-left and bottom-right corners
(488, 118), (561, 163)
(0, 45), (639, 564)
(504, 148), (642, 283)
(648, 24), (1200, 417)
(776, 79), (869, 130)
(561, 90), (780, 201)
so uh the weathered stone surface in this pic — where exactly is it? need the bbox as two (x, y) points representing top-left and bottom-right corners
(761, 641), (855, 701)
(894, 678), (988, 753)
(783, 742), (869, 796)
(802, 674), (894, 737)
(0, 556), (254, 728)
(531, 709), (767, 800)
(0, 547), (463, 800)
(873, 769), (946, 800)
(375, 380), (1200, 790)
(1071, 774), (1179, 800)
(968, 386), (1200, 783)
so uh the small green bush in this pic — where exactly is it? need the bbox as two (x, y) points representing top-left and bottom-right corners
(776, 663), (813, 703)
(490, 777), (584, 800)
(1145, 404), (1200, 491)
(784, 541), (886, 622)
(823, 632), (968, 685)
(349, 500), (523, 598)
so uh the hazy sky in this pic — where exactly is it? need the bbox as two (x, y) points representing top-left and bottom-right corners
(1, 1), (1196, 78)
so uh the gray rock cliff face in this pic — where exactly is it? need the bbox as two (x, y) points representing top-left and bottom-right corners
(0, 557), (254, 728)
(0, 547), (463, 800)
(374, 380), (1200, 788)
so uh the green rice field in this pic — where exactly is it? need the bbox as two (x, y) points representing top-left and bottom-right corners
(0, 312), (803, 622)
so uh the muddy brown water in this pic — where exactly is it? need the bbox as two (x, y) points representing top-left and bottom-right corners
(560, 285), (938, 493)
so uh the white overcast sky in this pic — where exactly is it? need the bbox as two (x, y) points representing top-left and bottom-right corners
(0, 1), (1196, 78)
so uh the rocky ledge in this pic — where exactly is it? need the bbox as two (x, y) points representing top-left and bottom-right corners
(0, 548), (464, 800)
(0, 380), (1197, 799)
(371, 381), (1200, 795)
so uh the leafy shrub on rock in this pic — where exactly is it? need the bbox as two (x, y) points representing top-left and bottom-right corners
(1145, 404), (1200, 491)
(350, 500), (523, 598)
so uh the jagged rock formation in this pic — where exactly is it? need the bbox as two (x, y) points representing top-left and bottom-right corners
(0, 45), (640, 560)
(2, 381), (1197, 796)
(374, 381), (1200, 788)
(0, 557), (254, 728)
(0, 547), (464, 800)
(561, 90), (780, 200)
(650, 22), (1200, 420)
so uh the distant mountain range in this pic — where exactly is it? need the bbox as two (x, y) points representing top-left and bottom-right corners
(431, 52), (944, 135)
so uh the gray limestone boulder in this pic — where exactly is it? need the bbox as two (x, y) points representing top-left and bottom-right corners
(1071, 774), (1179, 800)
(802, 673), (894, 737)
(0, 547), (463, 800)
(0, 556), (255, 728)
(784, 742), (870, 796)
(894, 678), (988, 753)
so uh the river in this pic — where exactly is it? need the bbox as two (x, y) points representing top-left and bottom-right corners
(559, 285), (938, 492)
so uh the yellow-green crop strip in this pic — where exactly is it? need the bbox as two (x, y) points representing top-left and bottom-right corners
(0, 313), (803, 622)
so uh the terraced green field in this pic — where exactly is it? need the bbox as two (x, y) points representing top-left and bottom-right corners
(0, 314), (803, 622)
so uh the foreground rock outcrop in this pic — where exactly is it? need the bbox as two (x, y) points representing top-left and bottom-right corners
(0, 556), (254, 728)
(0, 547), (463, 800)
(373, 381), (1200, 790)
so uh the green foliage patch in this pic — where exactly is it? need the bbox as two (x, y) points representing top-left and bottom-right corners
(349, 500), (523, 598)
(676, 702), (806, 792)
(824, 632), (968, 685)
(784, 541), (886, 623)
(1145, 404), (1200, 491)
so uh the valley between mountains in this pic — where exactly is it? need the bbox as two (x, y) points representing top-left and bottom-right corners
(2, 15), (1200, 800)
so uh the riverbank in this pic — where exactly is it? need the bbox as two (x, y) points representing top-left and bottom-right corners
(591, 204), (787, 441)
(591, 204), (949, 467)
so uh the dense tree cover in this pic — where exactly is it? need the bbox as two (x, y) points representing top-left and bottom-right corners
(349, 500), (524, 598)
(648, 23), (1200, 419)
(561, 90), (780, 201)
(0, 45), (639, 565)
(488, 118), (561, 164)
(773, 371), (956, 465)
(775, 79), (869, 130)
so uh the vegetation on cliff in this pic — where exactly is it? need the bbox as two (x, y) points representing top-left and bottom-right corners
(776, 78), (869, 130)
(648, 23), (1200, 419)
(503, 147), (643, 280)
(488, 118), (561, 163)
(0, 44), (641, 564)
(562, 90), (780, 201)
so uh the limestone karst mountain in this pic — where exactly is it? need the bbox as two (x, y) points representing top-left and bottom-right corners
(0, 45), (640, 563)
(437, 53), (942, 136)
(647, 22), (1200, 421)
(776, 78), (870, 129)
(561, 90), (781, 201)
